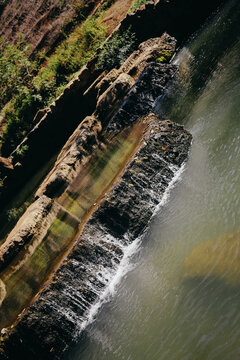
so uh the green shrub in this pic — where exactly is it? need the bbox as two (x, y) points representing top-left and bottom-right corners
(0, 35), (34, 110)
(6, 201), (30, 222)
(129, 0), (151, 12)
(34, 16), (107, 98)
(1, 87), (43, 154)
(1, 15), (107, 155)
(97, 27), (136, 71)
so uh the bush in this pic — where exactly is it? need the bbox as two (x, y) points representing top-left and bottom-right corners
(0, 35), (34, 110)
(34, 16), (107, 99)
(97, 27), (136, 71)
(1, 15), (107, 155)
(1, 87), (43, 154)
(6, 201), (30, 222)
(129, 0), (151, 12)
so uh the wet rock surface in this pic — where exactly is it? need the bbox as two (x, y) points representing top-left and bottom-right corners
(0, 114), (192, 359)
(107, 62), (177, 131)
(96, 73), (135, 124)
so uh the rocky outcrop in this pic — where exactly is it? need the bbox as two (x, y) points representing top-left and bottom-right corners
(35, 116), (102, 199)
(96, 72), (135, 124)
(0, 0), (225, 207)
(107, 62), (177, 131)
(0, 114), (192, 359)
(33, 33), (177, 199)
(0, 196), (59, 272)
(119, 33), (176, 78)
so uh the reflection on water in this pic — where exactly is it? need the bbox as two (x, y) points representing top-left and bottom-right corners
(64, 1), (240, 359)
(0, 122), (145, 330)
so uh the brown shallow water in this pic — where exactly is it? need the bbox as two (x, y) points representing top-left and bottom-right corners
(0, 121), (147, 330)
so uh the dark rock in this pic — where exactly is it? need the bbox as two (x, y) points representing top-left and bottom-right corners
(107, 62), (178, 131)
(96, 73), (135, 126)
(0, 114), (192, 359)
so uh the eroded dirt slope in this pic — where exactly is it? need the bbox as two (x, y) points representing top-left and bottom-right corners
(0, 0), (100, 55)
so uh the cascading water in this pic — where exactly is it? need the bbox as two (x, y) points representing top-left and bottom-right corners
(63, 0), (240, 359)
(0, 112), (191, 359)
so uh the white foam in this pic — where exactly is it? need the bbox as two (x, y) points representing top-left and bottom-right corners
(79, 236), (141, 332)
(153, 162), (186, 217)
(75, 162), (187, 335)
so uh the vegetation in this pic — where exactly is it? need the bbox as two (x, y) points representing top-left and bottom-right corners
(129, 0), (151, 12)
(6, 201), (30, 222)
(0, 36), (35, 110)
(33, 16), (107, 101)
(0, 0), (136, 156)
(156, 50), (173, 63)
(97, 27), (136, 71)
(0, 12), (108, 155)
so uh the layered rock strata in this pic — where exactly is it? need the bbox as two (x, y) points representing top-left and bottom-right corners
(0, 33), (176, 208)
(35, 34), (177, 199)
(0, 114), (192, 359)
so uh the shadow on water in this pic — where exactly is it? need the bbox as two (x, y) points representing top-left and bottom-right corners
(155, 0), (240, 124)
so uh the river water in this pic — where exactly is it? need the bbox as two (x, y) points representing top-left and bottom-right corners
(64, 1), (240, 359)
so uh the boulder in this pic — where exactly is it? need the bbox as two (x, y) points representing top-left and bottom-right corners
(107, 62), (178, 131)
(95, 68), (120, 97)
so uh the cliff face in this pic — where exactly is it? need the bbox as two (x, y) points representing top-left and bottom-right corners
(0, 0), (100, 56)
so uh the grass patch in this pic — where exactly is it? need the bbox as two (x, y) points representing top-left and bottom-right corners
(0, 9), (108, 155)
(0, 0), (137, 156)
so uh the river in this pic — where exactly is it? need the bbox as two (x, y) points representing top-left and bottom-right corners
(63, 1), (240, 359)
